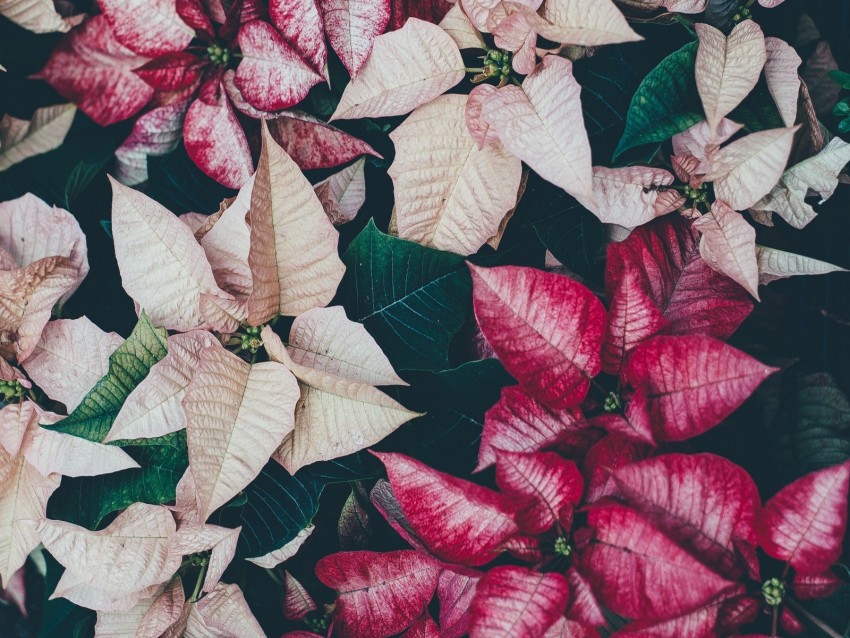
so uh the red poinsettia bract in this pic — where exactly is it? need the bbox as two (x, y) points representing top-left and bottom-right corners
(36, 0), (387, 186)
(582, 454), (850, 636)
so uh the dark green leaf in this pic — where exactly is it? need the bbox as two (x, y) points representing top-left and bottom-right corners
(614, 41), (703, 159)
(43, 312), (168, 442)
(705, 0), (739, 29)
(518, 174), (605, 284)
(833, 98), (850, 116)
(38, 554), (94, 638)
(64, 158), (111, 208)
(147, 143), (235, 214)
(385, 359), (514, 475)
(46, 431), (189, 529)
(0, 112), (128, 205)
(730, 84), (785, 132)
(338, 220), (471, 371)
(839, 116), (850, 134)
(219, 462), (324, 559)
(773, 372), (850, 477)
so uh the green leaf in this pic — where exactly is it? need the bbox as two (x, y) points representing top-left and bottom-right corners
(46, 431), (189, 529)
(147, 143), (235, 214)
(519, 174), (605, 284)
(339, 220), (472, 371)
(38, 554), (94, 638)
(834, 99), (850, 116)
(704, 0), (738, 29)
(614, 41), (703, 159)
(386, 359), (514, 475)
(43, 312), (168, 442)
(64, 158), (110, 208)
(773, 372), (850, 478)
(828, 69), (850, 89)
(839, 116), (850, 134)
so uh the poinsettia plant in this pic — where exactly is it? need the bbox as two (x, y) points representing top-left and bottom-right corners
(0, 0), (849, 636)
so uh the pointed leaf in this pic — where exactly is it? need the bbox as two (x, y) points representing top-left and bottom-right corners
(0, 104), (76, 172)
(183, 341), (299, 521)
(0, 192), (88, 301)
(136, 578), (185, 638)
(44, 312), (168, 442)
(764, 37), (801, 128)
(23, 318), (123, 412)
(439, 3), (486, 50)
(376, 452), (518, 565)
(98, 0), (194, 57)
(38, 503), (180, 599)
(245, 522), (315, 568)
(470, 566), (570, 638)
(284, 571), (317, 620)
(614, 453), (760, 576)
(695, 21), (766, 136)
(264, 328), (418, 473)
(0, 453), (60, 586)
(330, 18), (464, 120)
(267, 110), (383, 170)
(270, 0), (327, 76)
(170, 524), (240, 593)
(111, 177), (240, 331)
(583, 434), (651, 503)
(692, 200), (759, 298)
(758, 461), (850, 574)
(495, 451), (583, 534)
(316, 550), (441, 638)
(287, 306), (406, 386)
(106, 331), (216, 443)
(752, 136), (850, 228)
(390, 94), (523, 255)
(533, 0), (640, 46)
(582, 504), (737, 620)
(247, 124), (345, 323)
(33, 16), (153, 126)
(615, 42), (702, 157)
(602, 268), (669, 376)
(756, 245), (847, 285)
(625, 335), (777, 441)
(235, 20), (323, 112)
(707, 126), (799, 210)
(482, 56), (593, 202)
(470, 264), (606, 409)
(478, 385), (586, 470)
(315, 158), (367, 225)
(606, 215), (752, 338)
(184, 81), (254, 189)
(322, 0), (390, 77)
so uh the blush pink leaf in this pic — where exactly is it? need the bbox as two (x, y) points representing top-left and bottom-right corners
(321, 0), (391, 78)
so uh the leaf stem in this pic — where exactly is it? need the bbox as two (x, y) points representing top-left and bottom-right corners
(189, 562), (208, 603)
(786, 598), (844, 638)
(465, 67), (485, 74)
(771, 606), (779, 638)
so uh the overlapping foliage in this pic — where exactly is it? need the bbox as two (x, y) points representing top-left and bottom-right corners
(0, 0), (849, 637)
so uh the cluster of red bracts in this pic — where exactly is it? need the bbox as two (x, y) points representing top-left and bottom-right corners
(35, 0), (390, 187)
(287, 214), (849, 638)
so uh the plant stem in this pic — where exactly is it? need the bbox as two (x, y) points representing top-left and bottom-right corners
(465, 67), (485, 73)
(786, 598), (844, 638)
(771, 606), (779, 638)
(189, 562), (208, 603)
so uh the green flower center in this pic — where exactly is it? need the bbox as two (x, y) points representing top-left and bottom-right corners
(554, 536), (572, 557)
(207, 44), (230, 67)
(0, 379), (25, 401)
(762, 577), (786, 607)
(603, 392), (622, 413)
